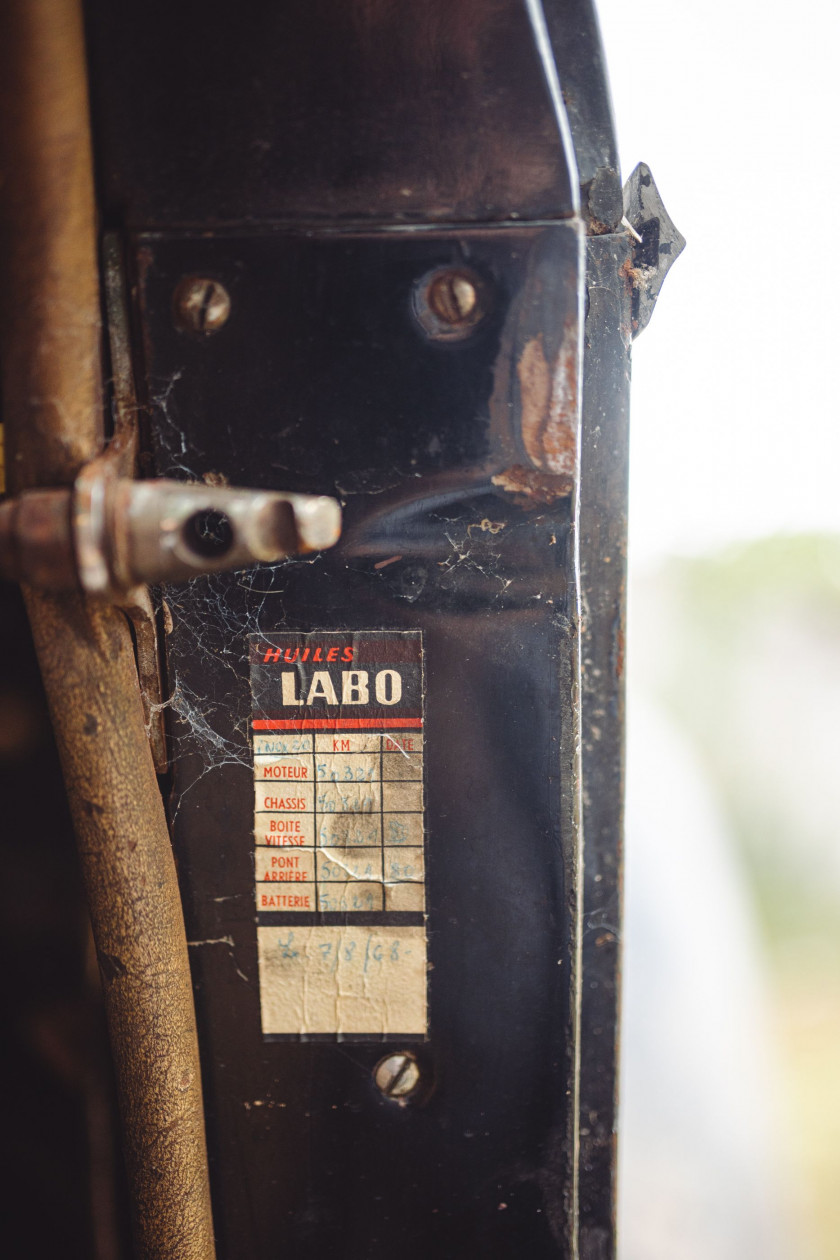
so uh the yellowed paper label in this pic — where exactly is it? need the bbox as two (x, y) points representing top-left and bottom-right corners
(257, 926), (426, 1035)
(250, 631), (427, 1039)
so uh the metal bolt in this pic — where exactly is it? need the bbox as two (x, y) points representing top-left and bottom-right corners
(374, 1052), (421, 1100)
(427, 270), (478, 325)
(414, 267), (487, 340)
(173, 277), (231, 335)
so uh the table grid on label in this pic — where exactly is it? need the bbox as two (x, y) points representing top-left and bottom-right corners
(254, 731), (425, 914)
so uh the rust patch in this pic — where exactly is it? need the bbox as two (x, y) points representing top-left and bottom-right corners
(491, 465), (574, 507)
(518, 335), (552, 467)
(516, 320), (578, 478)
(619, 256), (642, 337)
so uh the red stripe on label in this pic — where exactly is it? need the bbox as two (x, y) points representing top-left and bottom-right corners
(253, 718), (424, 730)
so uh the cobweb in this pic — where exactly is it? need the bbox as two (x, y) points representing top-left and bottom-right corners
(150, 555), (324, 816)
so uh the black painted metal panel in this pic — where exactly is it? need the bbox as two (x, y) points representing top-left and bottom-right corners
(132, 224), (584, 1257)
(85, 0), (577, 227)
(577, 233), (632, 1260)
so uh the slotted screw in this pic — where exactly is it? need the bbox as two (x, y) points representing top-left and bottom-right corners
(173, 277), (231, 335)
(414, 266), (487, 340)
(374, 1052), (421, 1100)
(427, 270), (478, 325)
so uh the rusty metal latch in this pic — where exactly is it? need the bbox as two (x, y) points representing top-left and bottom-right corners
(622, 162), (685, 337)
(0, 472), (341, 598)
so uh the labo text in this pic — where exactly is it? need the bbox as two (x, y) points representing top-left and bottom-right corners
(279, 669), (402, 707)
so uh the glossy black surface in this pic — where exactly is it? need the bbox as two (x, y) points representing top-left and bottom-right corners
(134, 226), (583, 1257)
(85, 0), (577, 227)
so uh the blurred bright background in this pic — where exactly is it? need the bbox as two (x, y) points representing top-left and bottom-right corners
(596, 1), (840, 1255)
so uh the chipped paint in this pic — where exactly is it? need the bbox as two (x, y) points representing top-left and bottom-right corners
(491, 464), (575, 506)
(517, 321), (578, 478)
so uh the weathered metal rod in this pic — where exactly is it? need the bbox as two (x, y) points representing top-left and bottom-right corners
(0, 2), (216, 1256)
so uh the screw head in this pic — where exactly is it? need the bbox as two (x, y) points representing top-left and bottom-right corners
(413, 267), (488, 340)
(428, 271), (478, 324)
(374, 1052), (422, 1100)
(173, 277), (231, 335)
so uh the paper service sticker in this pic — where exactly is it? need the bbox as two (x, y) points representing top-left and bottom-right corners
(250, 631), (427, 1039)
